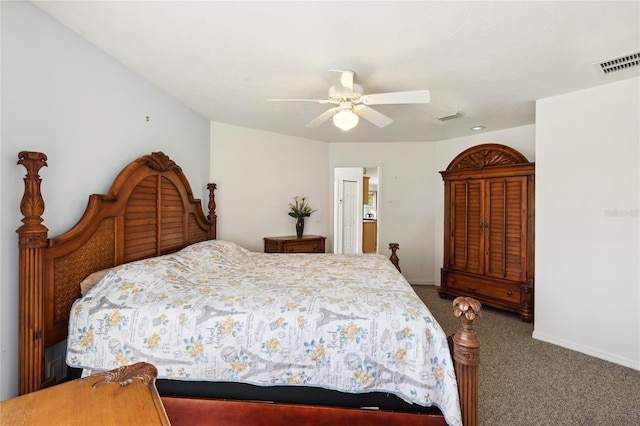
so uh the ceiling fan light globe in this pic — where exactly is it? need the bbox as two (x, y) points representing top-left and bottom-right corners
(333, 110), (359, 131)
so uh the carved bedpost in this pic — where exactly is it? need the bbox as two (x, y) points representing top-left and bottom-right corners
(207, 183), (217, 239)
(78, 362), (158, 388)
(452, 297), (481, 426)
(16, 151), (49, 395)
(388, 242), (401, 272)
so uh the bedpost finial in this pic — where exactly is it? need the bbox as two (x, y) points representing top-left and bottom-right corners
(18, 151), (48, 176)
(78, 362), (158, 389)
(207, 183), (217, 233)
(17, 151), (49, 236)
(453, 296), (482, 321)
(388, 242), (401, 272)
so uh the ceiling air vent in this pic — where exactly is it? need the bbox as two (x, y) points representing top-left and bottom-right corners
(435, 111), (463, 121)
(595, 52), (640, 75)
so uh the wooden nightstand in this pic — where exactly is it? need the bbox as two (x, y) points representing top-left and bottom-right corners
(0, 363), (169, 425)
(264, 235), (326, 253)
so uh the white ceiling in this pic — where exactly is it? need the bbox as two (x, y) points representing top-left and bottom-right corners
(33, 1), (640, 143)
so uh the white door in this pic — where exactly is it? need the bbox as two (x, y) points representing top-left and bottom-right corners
(341, 180), (359, 253)
(334, 167), (364, 254)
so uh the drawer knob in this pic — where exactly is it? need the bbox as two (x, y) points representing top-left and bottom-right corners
(507, 290), (513, 296)
(450, 279), (456, 285)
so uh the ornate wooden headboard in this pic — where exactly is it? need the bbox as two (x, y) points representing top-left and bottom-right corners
(16, 151), (217, 395)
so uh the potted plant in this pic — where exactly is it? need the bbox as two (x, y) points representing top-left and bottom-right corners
(288, 196), (317, 238)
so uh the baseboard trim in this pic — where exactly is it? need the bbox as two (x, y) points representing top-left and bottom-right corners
(406, 280), (437, 286)
(532, 331), (640, 371)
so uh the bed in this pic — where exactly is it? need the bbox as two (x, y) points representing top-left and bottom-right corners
(16, 150), (481, 426)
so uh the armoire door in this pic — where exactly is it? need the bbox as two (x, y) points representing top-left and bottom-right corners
(449, 180), (485, 274)
(484, 176), (528, 282)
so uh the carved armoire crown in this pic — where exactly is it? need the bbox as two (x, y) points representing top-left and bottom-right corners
(439, 144), (535, 322)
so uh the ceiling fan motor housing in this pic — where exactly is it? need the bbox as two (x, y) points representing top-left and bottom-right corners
(329, 84), (363, 101)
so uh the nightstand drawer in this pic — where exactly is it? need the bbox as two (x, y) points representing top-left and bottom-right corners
(264, 235), (326, 253)
(282, 240), (323, 253)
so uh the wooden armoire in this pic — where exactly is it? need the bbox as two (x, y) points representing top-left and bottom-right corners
(438, 144), (535, 322)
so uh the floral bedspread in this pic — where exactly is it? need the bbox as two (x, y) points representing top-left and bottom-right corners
(67, 240), (461, 426)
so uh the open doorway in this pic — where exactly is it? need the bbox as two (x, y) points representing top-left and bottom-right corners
(333, 166), (381, 254)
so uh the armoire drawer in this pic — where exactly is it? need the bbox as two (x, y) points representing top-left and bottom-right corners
(445, 272), (521, 304)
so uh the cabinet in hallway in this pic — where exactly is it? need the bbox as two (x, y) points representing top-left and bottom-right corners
(362, 220), (377, 253)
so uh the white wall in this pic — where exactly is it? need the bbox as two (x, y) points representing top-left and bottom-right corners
(534, 77), (639, 370)
(0, 1), (3, 396)
(210, 122), (330, 252)
(330, 142), (437, 283)
(0, 2), (210, 400)
(329, 126), (535, 285)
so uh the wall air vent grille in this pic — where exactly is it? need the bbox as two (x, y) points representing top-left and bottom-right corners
(435, 111), (463, 121)
(596, 52), (640, 75)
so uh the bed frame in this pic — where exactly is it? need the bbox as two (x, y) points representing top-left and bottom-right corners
(17, 151), (481, 426)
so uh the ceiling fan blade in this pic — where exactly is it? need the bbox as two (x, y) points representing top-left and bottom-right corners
(266, 98), (333, 103)
(329, 70), (354, 95)
(353, 105), (393, 128)
(305, 106), (340, 128)
(360, 90), (430, 105)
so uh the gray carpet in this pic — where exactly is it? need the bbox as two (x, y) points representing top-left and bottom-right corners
(412, 285), (640, 426)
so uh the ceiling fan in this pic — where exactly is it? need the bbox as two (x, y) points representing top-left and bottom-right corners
(267, 70), (430, 131)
